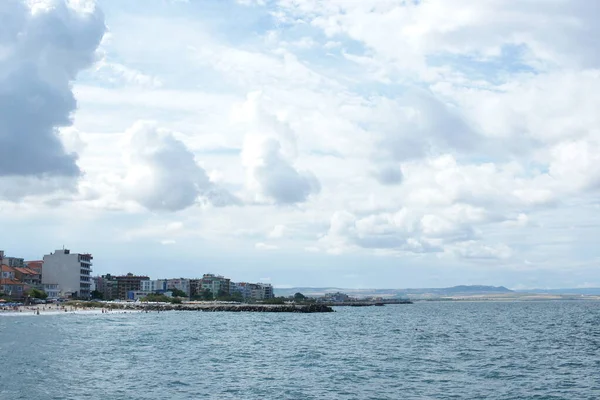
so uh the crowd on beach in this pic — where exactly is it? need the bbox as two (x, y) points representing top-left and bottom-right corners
(0, 303), (141, 315)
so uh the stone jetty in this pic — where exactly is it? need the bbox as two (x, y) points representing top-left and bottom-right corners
(74, 302), (334, 313)
(147, 303), (334, 313)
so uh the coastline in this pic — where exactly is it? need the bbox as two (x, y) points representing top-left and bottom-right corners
(1, 302), (334, 316)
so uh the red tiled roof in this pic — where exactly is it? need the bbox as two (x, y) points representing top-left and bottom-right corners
(25, 261), (43, 269)
(14, 267), (38, 275)
(1, 265), (16, 272)
(0, 278), (23, 285)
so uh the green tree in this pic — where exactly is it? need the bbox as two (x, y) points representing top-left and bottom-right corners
(215, 291), (244, 302)
(293, 292), (306, 301)
(91, 290), (104, 300)
(143, 293), (171, 303)
(170, 288), (188, 298)
(27, 289), (48, 299)
(202, 289), (213, 300)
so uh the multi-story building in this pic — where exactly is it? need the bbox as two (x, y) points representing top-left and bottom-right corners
(25, 260), (43, 274)
(42, 249), (93, 299)
(0, 251), (24, 268)
(43, 284), (60, 299)
(115, 273), (149, 300)
(322, 292), (350, 302)
(14, 267), (41, 286)
(231, 282), (274, 300)
(93, 274), (118, 300)
(201, 274), (230, 296)
(166, 278), (190, 296)
(189, 279), (202, 297)
(0, 265), (27, 299)
(139, 279), (169, 294)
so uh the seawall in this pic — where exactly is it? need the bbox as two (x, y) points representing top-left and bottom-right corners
(76, 302), (334, 313)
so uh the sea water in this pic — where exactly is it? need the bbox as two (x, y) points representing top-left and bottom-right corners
(1, 301), (598, 399)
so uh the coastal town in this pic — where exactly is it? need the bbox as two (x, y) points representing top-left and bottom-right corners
(0, 248), (275, 304)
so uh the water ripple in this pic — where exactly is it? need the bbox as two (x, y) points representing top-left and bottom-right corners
(1, 301), (599, 399)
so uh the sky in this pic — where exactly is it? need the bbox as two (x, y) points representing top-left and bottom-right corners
(1, 0), (599, 289)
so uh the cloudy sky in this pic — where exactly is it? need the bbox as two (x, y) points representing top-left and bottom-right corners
(1, 0), (599, 289)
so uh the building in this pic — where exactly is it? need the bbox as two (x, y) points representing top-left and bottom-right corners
(322, 292), (350, 302)
(43, 284), (60, 299)
(0, 251), (24, 268)
(189, 279), (202, 298)
(115, 273), (149, 300)
(93, 275), (118, 300)
(14, 267), (41, 287)
(231, 282), (274, 301)
(42, 249), (93, 299)
(201, 274), (231, 296)
(25, 260), (43, 275)
(166, 278), (190, 296)
(1, 265), (27, 299)
(140, 279), (168, 293)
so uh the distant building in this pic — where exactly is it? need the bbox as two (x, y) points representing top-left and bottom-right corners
(231, 282), (274, 300)
(189, 279), (202, 298)
(42, 249), (93, 299)
(166, 278), (190, 296)
(93, 275), (118, 300)
(0, 265), (26, 299)
(0, 251), (24, 268)
(43, 284), (60, 299)
(25, 260), (43, 273)
(140, 279), (168, 294)
(322, 292), (350, 302)
(201, 274), (231, 296)
(115, 273), (149, 300)
(13, 267), (41, 287)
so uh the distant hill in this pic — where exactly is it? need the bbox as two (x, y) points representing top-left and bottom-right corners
(515, 288), (600, 295)
(274, 285), (513, 298)
(404, 285), (513, 295)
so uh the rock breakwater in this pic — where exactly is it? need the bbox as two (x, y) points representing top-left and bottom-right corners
(74, 302), (334, 313)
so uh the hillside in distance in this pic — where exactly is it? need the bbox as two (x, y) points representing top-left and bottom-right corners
(515, 288), (600, 295)
(274, 285), (513, 298)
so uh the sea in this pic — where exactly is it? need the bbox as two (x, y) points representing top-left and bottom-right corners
(1, 301), (599, 399)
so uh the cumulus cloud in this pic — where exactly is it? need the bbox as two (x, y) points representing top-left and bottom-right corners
(237, 92), (321, 204)
(121, 122), (238, 211)
(243, 136), (320, 204)
(319, 202), (506, 258)
(0, 0), (105, 180)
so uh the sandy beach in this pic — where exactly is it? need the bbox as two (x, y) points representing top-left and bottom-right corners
(0, 303), (138, 316)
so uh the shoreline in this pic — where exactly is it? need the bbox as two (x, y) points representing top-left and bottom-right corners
(1, 302), (334, 315)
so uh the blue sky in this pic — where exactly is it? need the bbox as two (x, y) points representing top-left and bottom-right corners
(1, 0), (600, 289)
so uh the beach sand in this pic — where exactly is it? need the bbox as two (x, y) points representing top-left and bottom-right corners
(0, 303), (138, 316)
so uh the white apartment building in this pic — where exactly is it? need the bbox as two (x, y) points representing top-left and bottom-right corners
(43, 284), (61, 299)
(42, 249), (93, 299)
(140, 279), (168, 293)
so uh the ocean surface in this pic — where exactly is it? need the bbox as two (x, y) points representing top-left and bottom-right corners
(1, 301), (599, 399)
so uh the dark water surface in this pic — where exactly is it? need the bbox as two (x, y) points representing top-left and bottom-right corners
(1, 301), (599, 399)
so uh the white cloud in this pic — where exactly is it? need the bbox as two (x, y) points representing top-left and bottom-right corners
(255, 242), (278, 250)
(268, 224), (287, 239)
(120, 121), (238, 211)
(242, 136), (320, 204)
